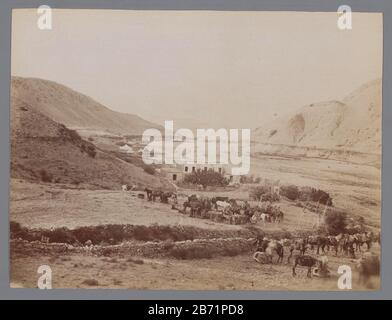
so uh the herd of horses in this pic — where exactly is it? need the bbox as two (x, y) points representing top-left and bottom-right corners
(252, 232), (379, 278)
(124, 185), (380, 282)
(141, 188), (284, 225)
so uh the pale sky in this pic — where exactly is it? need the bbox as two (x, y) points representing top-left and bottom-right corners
(11, 9), (383, 129)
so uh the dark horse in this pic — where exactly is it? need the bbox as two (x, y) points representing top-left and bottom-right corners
(144, 188), (153, 201)
(292, 255), (318, 278)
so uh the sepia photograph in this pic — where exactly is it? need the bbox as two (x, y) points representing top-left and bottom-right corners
(9, 8), (382, 291)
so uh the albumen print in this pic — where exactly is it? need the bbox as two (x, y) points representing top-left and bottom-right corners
(10, 9), (382, 290)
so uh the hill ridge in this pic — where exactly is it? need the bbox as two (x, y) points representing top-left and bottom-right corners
(253, 78), (382, 155)
(11, 76), (162, 136)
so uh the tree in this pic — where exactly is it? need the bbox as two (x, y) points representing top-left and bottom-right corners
(183, 169), (228, 188)
(280, 185), (300, 201)
(249, 185), (270, 201)
(324, 210), (347, 235)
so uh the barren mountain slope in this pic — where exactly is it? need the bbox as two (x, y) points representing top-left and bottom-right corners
(10, 96), (172, 190)
(254, 79), (382, 155)
(11, 77), (161, 136)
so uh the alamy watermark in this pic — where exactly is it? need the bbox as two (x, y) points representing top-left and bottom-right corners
(337, 5), (352, 30)
(37, 5), (52, 30)
(142, 121), (250, 175)
(37, 265), (52, 289)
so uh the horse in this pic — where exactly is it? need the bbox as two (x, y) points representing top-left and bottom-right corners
(160, 191), (173, 204)
(292, 255), (319, 278)
(327, 235), (339, 256)
(152, 190), (162, 202)
(253, 238), (283, 264)
(275, 210), (284, 223)
(307, 235), (329, 255)
(342, 234), (357, 258)
(286, 238), (307, 263)
(189, 199), (203, 217)
(144, 188), (153, 201)
(266, 240), (284, 264)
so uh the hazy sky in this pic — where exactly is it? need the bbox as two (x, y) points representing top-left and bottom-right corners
(11, 9), (382, 129)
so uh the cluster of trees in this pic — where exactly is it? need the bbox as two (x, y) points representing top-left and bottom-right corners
(280, 185), (333, 206)
(323, 210), (347, 235)
(318, 210), (367, 235)
(249, 185), (279, 202)
(183, 169), (229, 188)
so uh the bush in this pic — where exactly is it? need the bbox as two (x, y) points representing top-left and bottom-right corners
(299, 186), (333, 205)
(46, 227), (76, 243)
(80, 142), (96, 158)
(249, 185), (270, 201)
(310, 188), (332, 206)
(127, 258), (144, 264)
(324, 210), (347, 235)
(86, 145), (96, 158)
(10, 221), (22, 234)
(82, 279), (99, 286)
(280, 185), (300, 201)
(261, 192), (280, 202)
(39, 169), (53, 183)
(183, 169), (228, 188)
(143, 165), (156, 175)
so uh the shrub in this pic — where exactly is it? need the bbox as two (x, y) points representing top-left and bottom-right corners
(46, 227), (76, 243)
(249, 185), (270, 201)
(310, 188), (332, 206)
(10, 221), (22, 234)
(82, 279), (99, 286)
(299, 186), (333, 205)
(280, 185), (300, 201)
(143, 165), (156, 175)
(39, 169), (53, 183)
(183, 169), (228, 188)
(127, 258), (144, 264)
(324, 210), (347, 235)
(261, 192), (280, 202)
(86, 145), (96, 158)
